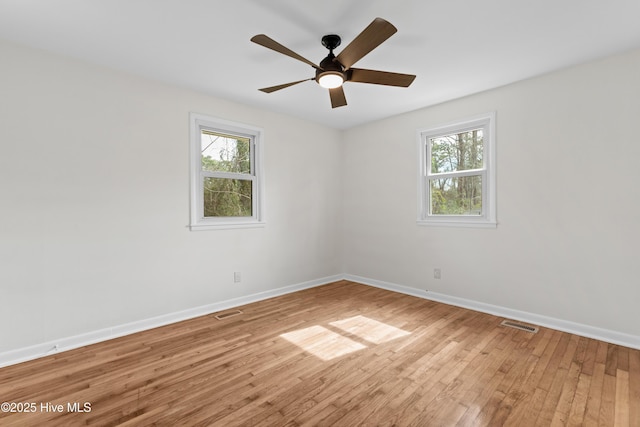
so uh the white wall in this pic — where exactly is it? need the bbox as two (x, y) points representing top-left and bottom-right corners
(2, 36), (639, 358)
(0, 39), (343, 353)
(343, 48), (640, 337)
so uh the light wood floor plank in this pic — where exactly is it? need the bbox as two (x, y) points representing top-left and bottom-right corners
(0, 280), (638, 426)
(614, 369), (630, 426)
(583, 362), (606, 427)
(599, 373), (617, 426)
(566, 370), (593, 426)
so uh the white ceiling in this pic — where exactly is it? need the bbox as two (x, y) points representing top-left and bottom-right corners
(1, 0), (640, 129)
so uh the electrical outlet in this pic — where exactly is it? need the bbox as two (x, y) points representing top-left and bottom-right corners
(433, 268), (441, 279)
(234, 272), (241, 283)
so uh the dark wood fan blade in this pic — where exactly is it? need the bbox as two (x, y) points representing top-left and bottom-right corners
(336, 18), (397, 69)
(251, 34), (322, 70)
(348, 68), (416, 87)
(329, 86), (347, 108)
(259, 78), (314, 93)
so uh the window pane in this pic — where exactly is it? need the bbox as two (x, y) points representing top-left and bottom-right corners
(430, 129), (483, 173)
(203, 177), (252, 217)
(430, 175), (482, 215)
(201, 130), (251, 174)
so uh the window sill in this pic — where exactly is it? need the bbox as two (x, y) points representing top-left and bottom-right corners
(417, 219), (497, 229)
(189, 221), (266, 231)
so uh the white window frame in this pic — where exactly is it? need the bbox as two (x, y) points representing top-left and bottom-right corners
(189, 113), (265, 231)
(417, 112), (496, 228)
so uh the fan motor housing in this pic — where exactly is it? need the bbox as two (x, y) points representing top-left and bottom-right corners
(316, 52), (345, 84)
(316, 34), (345, 85)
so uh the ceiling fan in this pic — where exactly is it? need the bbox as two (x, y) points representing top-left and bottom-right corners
(250, 18), (416, 108)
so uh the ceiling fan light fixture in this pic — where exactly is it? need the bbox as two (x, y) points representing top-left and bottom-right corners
(317, 71), (344, 89)
(251, 19), (416, 109)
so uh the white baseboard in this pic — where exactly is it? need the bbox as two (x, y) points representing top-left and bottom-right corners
(0, 274), (343, 368)
(345, 274), (640, 350)
(3, 273), (638, 369)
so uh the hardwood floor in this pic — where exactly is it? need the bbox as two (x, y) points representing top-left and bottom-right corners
(1, 280), (638, 426)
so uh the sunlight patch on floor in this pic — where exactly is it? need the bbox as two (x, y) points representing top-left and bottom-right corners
(330, 315), (411, 344)
(280, 325), (367, 361)
(280, 315), (412, 361)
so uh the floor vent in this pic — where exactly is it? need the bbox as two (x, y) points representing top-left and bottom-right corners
(215, 310), (243, 320)
(500, 320), (539, 333)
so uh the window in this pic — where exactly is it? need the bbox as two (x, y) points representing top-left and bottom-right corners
(189, 113), (264, 230)
(417, 112), (496, 228)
